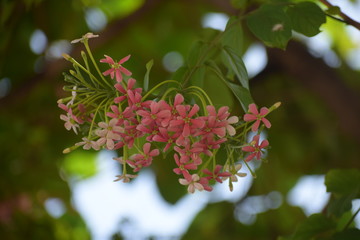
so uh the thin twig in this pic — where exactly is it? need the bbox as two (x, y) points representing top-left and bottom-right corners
(319, 0), (360, 31)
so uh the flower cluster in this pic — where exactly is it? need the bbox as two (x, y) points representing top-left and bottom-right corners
(58, 34), (279, 193)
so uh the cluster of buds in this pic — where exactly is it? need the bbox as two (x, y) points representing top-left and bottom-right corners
(58, 33), (280, 193)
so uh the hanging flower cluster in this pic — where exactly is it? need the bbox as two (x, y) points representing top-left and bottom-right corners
(58, 33), (280, 193)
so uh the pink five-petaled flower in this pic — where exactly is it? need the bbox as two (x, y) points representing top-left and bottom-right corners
(244, 103), (271, 132)
(137, 101), (171, 127)
(223, 163), (247, 191)
(127, 143), (159, 172)
(173, 154), (197, 176)
(170, 104), (205, 137)
(203, 165), (231, 183)
(95, 118), (124, 150)
(242, 135), (269, 162)
(179, 174), (204, 194)
(75, 137), (100, 150)
(100, 55), (132, 82)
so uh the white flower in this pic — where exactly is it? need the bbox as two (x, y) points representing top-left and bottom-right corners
(95, 118), (123, 150)
(75, 137), (100, 150)
(179, 174), (204, 193)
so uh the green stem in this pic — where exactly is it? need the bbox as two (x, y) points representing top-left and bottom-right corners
(186, 86), (213, 106)
(344, 206), (360, 230)
(243, 160), (256, 178)
(83, 39), (114, 89)
(142, 80), (180, 100)
(87, 98), (108, 138)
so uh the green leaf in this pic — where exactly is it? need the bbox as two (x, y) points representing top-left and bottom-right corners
(328, 195), (353, 217)
(190, 65), (206, 88)
(325, 169), (360, 197)
(326, 6), (341, 16)
(246, 4), (292, 49)
(286, 2), (326, 37)
(206, 60), (253, 111)
(293, 214), (336, 240)
(187, 41), (208, 67)
(230, 0), (247, 9)
(221, 17), (243, 54)
(222, 46), (249, 90)
(332, 229), (360, 240)
(143, 59), (154, 92)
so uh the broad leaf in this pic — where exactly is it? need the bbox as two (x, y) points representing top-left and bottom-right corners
(246, 4), (292, 49)
(206, 60), (253, 111)
(332, 229), (360, 240)
(187, 41), (208, 67)
(222, 46), (249, 90)
(221, 17), (243, 54)
(190, 65), (206, 88)
(286, 2), (326, 37)
(143, 59), (154, 92)
(293, 214), (336, 240)
(325, 169), (360, 197)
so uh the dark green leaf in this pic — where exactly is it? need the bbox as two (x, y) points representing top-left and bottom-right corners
(293, 214), (336, 240)
(187, 41), (208, 67)
(246, 4), (292, 49)
(286, 2), (326, 37)
(222, 46), (249, 89)
(230, 0), (247, 9)
(326, 6), (341, 16)
(328, 195), (353, 217)
(190, 65), (206, 88)
(143, 59), (154, 92)
(221, 17), (243, 54)
(332, 229), (360, 240)
(325, 169), (360, 197)
(171, 66), (188, 82)
(206, 60), (253, 111)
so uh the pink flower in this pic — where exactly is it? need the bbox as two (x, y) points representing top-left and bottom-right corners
(95, 118), (124, 150)
(114, 78), (141, 103)
(224, 116), (239, 136)
(152, 127), (180, 152)
(173, 154), (197, 175)
(107, 106), (135, 126)
(203, 165), (231, 183)
(60, 111), (79, 134)
(137, 101), (171, 127)
(169, 104), (205, 137)
(100, 55), (132, 82)
(113, 174), (137, 183)
(127, 143), (159, 172)
(174, 143), (203, 164)
(179, 174), (204, 193)
(244, 103), (271, 132)
(242, 135), (269, 161)
(223, 163), (247, 191)
(75, 137), (100, 150)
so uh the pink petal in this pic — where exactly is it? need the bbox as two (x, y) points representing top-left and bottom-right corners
(103, 68), (114, 77)
(251, 120), (260, 132)
(188, 104), (199, 118)
(244, 114), (257, 122)
(182, 124), (190, 137)
(120, 66), (132, 76)
(242, 146), (255, 152)
(248, 103), (259, 115)
(262, 118), (271, 128)
(260, 139), (269, 148)
(246, 153), (256, 162)
(259, 107), (269, 116)
(143, 143), (151, 154)
(100, 55), (115, 64)
(191, 119), (205, 128)
(176, 105), (187, 118)
(127, 78), (136, 89)
(118, 54), (131, 64)
(206, 105), (216, 116)
(115, 69), (122, 82)
(174, 94), (184, 106)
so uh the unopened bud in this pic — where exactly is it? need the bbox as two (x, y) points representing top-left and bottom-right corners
(63, 148), (71, 154)
(273, 102), (281, 109)
(62, 53), (72, 61)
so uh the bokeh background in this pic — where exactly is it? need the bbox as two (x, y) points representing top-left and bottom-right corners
(1, 0), (360, 239)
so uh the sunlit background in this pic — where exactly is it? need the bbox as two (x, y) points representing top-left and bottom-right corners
(1, 0), (360, 239)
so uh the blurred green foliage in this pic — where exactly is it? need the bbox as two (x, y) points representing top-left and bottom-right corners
(1, 0), (360, 239)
